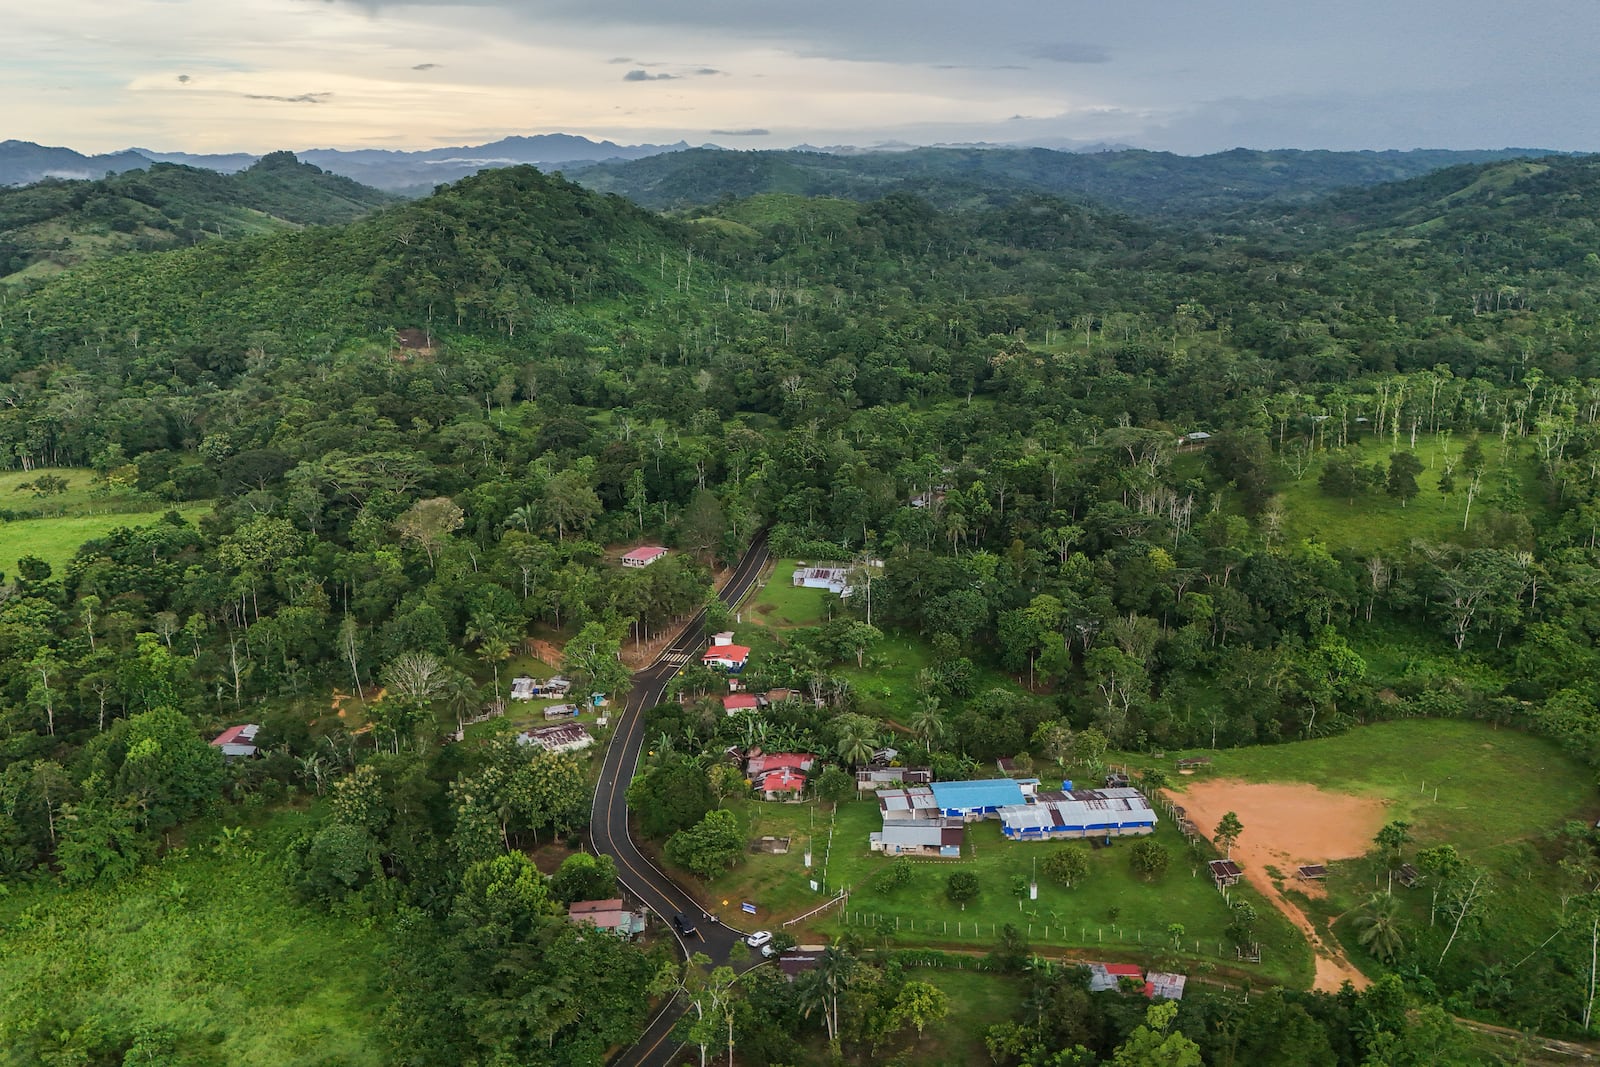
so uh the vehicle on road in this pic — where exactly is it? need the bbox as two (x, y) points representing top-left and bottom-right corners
(745, 930), (772, 950)
(672, 913), (698, 937)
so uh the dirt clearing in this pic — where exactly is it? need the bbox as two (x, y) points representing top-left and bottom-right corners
(1172, 778), (1389, 991)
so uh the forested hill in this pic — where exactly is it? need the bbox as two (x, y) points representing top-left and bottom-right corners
(566, 144), (1553, 216)
(0, 152), (397, 282)
(0, 165), (667, 384)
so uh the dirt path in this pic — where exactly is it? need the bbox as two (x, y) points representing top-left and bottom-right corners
(1170, 778), (1390, 991)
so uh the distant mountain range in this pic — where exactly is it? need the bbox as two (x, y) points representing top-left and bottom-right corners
(0, 134), (1570, 219)
(0, 134), (694, 193)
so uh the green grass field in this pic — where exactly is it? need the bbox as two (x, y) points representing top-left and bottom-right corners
(0, 467), (211, 574)
(743, 558), (839, 628)
(1154, 720), (1596, 991)
(695, 796), (1310, 986)
(0, 811), (391, 1066)
(1271, 432), (1545, 551)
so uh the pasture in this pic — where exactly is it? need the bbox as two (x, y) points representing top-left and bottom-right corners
(0, 467), (210, 574)
(0, 811), (391, 1066)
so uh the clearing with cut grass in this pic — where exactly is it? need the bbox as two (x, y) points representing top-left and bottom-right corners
(0, 467), (210, 574)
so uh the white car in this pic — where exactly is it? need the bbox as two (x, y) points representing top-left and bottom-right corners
(745, 930), (773, 951)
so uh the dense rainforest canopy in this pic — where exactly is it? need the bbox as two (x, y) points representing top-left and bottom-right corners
(3, 150), (1600, 1063)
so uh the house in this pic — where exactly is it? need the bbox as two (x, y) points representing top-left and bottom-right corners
(543, 703), (581, 720)
(510, 676), (537, 701)
(793, 565), (853, 596)
(703, 644), (751, 673)
(929, 779), (1030, 821)
(777, 952), (821, 982)
(1147, 972), (1187, 1000)
(516, 722), (595, 755)
(622, 546), (668, 568)
(210, 723), (261, 759)
(567, 899), (646, 938)
(856, 766), (933, 790)
(723, 693), (761, 715)
(878, 786), (940, 822)
(1088, 962), (1146, 994)
(755, 766), (808, 801)
(997, 787), (1158, 841)
(870, 818), (964, 857)
(746, 752), (815, 777)
(511, 676), (570, 701)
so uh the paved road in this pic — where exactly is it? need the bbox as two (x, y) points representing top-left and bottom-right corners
(590, 531), (772, 1067)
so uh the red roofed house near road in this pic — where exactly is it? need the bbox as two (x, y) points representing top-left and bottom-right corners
(745, 752), (815, 777)
(210, 724), (261, 759)
(622, 546), (668, 568)
(702, 644), (751, 672)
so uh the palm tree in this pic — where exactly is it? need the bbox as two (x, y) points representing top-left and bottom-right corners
(833, 716), (880, 769)
(466, 612), (517, 705)
(797, 945), (855, 1043)
(1354, 893), (1406, 962)
(910, 696), (945, 750)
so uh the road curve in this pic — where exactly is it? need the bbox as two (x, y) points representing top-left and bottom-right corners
(590, 531), (772, 1067)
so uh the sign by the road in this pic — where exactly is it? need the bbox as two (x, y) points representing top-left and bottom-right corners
(741, 901), (757, 915)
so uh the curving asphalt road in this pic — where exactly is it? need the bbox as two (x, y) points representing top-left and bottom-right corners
(590, 531), (772, 1067)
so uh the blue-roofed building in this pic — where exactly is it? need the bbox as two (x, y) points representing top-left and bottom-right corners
(930, 778), (1031, 820)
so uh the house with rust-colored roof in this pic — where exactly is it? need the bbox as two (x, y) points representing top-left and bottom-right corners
(210, 724), (261, 759)
(567, 898), (645, 938)
(622, 546), (668, 568)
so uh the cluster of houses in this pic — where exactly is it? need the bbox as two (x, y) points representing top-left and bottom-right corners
(867, 774), (1157, 857)
(510, 675), (571, 701)
(1088, 962), (1187, 1000)
(726, 749), (818, 801)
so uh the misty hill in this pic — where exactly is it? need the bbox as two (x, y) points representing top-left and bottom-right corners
(0, 139), (152, 186)
(565, 145), (1557, 216)
(0, 152), (397, 282)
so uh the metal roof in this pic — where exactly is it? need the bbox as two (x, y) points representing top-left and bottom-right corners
(997, 788), (1156, 833)
(930, 779), (1027, 811)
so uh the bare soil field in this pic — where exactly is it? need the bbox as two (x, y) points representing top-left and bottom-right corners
(1172, 778), (1389, 991)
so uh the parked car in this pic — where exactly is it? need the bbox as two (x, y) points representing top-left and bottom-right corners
(745, 930), (772, 950)
(672, 913), (698, 937)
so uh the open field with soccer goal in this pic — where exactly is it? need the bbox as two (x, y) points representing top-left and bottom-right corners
(0, 808), (391, 1066)
(0, 466), (210, 575)
(1153, 719), (1597, 991)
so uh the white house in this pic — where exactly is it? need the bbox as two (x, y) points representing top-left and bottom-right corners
(622, 546), (668, 568)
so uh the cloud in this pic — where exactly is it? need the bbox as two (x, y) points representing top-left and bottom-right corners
(243, 91), (334, 104)
(607, 57), (634, 64)
(176, 74), (191, 83)
(412, 62), (440, 70)
(623, 69), (675, 81)
(693, 68), (723, 76)
(1030, 42), (1110, 64)
(710, 127), (768, 136)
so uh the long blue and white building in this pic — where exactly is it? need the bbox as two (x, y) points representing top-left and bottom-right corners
(998, 787), (1157, 840)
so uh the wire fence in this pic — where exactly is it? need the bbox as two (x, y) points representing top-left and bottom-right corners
(836, 910), (1262, 965)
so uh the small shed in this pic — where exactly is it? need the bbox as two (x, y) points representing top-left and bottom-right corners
(1209, 859), (1242, 889)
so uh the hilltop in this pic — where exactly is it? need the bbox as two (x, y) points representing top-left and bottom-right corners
(0, 152), (396, 282)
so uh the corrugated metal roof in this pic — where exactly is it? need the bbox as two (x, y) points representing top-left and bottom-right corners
(930, 779), (1027, 811)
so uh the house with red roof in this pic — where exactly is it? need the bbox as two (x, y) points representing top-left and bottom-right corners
(745, 752), (815, 777)
(723, 693), (760, 715)
(754, 766), (808, 801)
(622, 546), (668, 568)
(210, 724), (261, 759)
(567, 898), (646, 938)
(702, 644), (751, 673)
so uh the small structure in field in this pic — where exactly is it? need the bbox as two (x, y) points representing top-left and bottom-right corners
(1296, 864), (1328, 882)
(1209, 859), (1242, 889)
(516, 722), (595, 755)
(210, 724), (261, 759)
(622, 546), (668, 569)
(1176, 756), (1212, 771)
(1088, 962), (1146, 994)
(1147, 972), (1187, 1000)
(567, 898), (645, 938)
(793, 565), (852, 596)
(543, 703), (581, 720)
(870, 818), (965, 857)
(1396, 862), (1420, 888)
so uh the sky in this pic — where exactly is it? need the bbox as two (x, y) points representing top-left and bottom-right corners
(7, 0), (1599, 156)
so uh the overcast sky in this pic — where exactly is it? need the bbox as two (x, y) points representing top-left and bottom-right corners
(8, 0), (1599, 155)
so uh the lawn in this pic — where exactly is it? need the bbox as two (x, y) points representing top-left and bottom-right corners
(0, 466), (211, 575)
(696, 796), (1310, 986)
(0, 809), (391, 1066)
(1270, 432), (1546, 551)
(743, 558), (838, 628)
